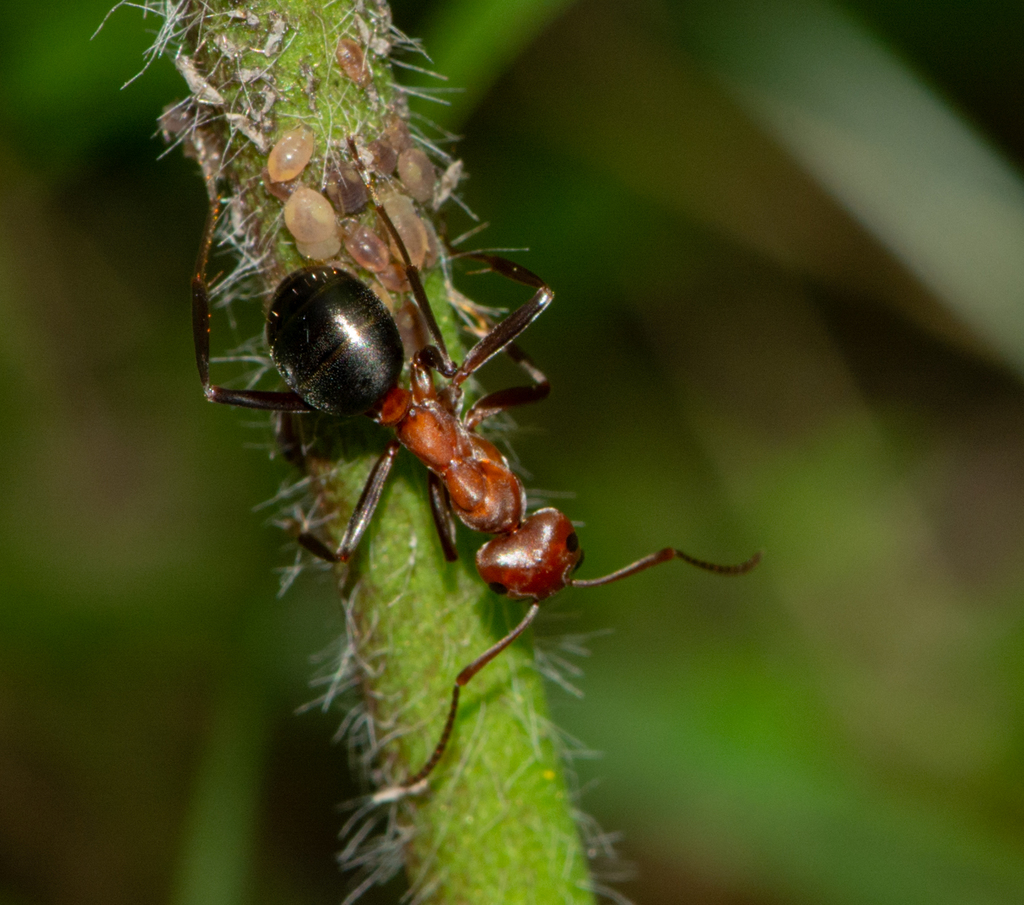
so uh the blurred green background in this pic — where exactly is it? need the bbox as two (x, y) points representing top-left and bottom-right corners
(2, 0), (1024, 903)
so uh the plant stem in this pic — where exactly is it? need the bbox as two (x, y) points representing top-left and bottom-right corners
(166, 0), (597, 901)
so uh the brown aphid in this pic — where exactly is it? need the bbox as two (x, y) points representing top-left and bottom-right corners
(335, 38), (370, 87)
(397, 148), (436, 203)
(267, 125), (315, 182)
(368, 138), (398, 176)
(340, 218), (391, 272)
(262, 166), (295, 201)
(383, 114), (413, 153)
(381, 190), (428, 268)
(284, 186), (341, 258)
(325, 164), (368, 214)
(377, 261), (410, 293)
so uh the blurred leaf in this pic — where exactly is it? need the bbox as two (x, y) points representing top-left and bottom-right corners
(0, 1), (179, 172)
(574, 654), (1024, 905)
(416, 0), (578, 129)
(680, 0), (1024, 376)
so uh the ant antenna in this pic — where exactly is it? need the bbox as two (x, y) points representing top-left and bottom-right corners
(572, 547), (762, 589)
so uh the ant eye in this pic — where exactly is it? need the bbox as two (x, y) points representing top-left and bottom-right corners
(572, 551), (585, 572)
(565, 532), (579, 552)
(488, 582), (508, 596)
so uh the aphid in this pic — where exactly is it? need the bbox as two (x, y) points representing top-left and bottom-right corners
(380, 190), (428, 268)
(192, 143), (760, 791)
(375, 260), (411, 294)
(335, 37), (370, 87)
(383, 114), (413, 154)
(283, 186), (341, 259)
(368, 137), (398, 176)
(325, 164), (368, 214)
(267, 124), (315, 183)
(262, 166), (295, 202)
(341, 218), (392, 272)
(397, 147), (435, 203)
(295, 234), (343, 261)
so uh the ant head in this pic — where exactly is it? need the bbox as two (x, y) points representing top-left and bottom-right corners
(475, 508), (583, 601)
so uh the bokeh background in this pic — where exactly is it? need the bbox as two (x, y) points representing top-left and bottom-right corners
(3, 0), (1024, 903)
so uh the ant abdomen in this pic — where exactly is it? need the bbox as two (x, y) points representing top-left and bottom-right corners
(266, 266), (403, 416)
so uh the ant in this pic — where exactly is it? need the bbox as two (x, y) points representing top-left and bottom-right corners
(192, 141), (760, 792)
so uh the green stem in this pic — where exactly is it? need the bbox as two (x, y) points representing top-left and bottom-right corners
(166, 1), (596, 901)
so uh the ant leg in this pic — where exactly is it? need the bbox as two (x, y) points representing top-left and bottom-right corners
(450, 256), (554, 387)
(401, 602), (541, 789)
(273, 411), (306, 468)
(428, 472), (459, 562)
(465, 341), (550, 430)
(297, 439), (401, 563)
(454, 251), (547, 292)
(572, 547), (762, 588)
(346, 138), (455, 377)
(193, 201), (312, 412)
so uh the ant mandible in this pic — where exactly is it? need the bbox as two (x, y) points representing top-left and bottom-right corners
(192, 140), (761, 792)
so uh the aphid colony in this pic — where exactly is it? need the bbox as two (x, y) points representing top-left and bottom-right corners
(260, 113), (437, 295)
(193, 35), (760, 791)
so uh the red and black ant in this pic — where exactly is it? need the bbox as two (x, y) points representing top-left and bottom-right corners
(192, 142), (760, 792)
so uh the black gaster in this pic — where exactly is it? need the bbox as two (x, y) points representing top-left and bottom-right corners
(267, 266), (404, 416)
